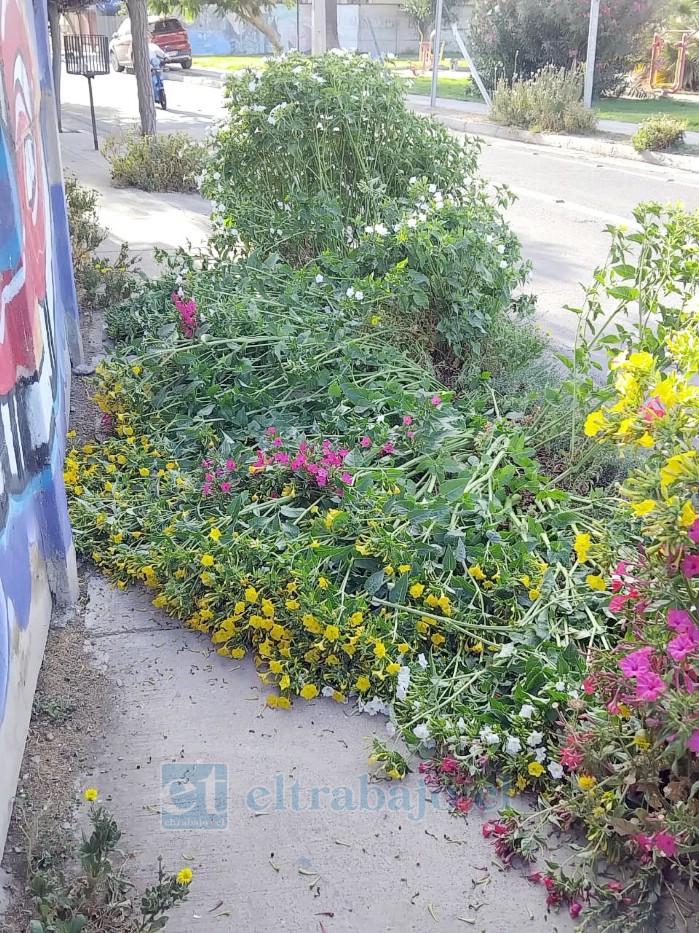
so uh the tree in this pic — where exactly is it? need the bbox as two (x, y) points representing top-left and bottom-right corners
(402, 0), (432, 43)
(128, 0), (157, 135)
(47, 0), (91, 132)
(150, 0), (284, 52)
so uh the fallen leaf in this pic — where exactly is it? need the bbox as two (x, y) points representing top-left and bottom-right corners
(298, 868), (317, 876)
(269, 860), (279, 872)
(427, 903), (438, 922)
(208, 900), (223, 912)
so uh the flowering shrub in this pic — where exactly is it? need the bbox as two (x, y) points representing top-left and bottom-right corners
(631, 114), (686, 151)
(469, 0), (662, 96)
(491, 65), (597, 135)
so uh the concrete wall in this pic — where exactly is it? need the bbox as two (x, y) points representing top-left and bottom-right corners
(0, 0), (80, 854)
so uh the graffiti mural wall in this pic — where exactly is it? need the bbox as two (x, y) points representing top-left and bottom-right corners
(0, 0), (80, 851)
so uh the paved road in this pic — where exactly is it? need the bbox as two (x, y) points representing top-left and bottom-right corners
(60, 69), (699, 347)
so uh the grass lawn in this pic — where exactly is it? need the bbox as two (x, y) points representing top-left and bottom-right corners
(406, 74), (480, 101)
(192, 55), (266, 71)
(596, 96), (699, 131)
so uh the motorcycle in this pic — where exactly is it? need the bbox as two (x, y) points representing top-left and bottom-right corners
(151, 63), (167, 110)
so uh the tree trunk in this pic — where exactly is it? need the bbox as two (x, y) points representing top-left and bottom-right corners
(325, 0), (339, 49)
(126, 0), (156, 136)
(243, 11), (283, 52)
(48, 0), (62, 132)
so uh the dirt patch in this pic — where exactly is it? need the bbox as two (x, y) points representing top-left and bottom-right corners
(0, 569), (114, 932)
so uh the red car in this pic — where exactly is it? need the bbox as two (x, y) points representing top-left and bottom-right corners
(109, 15), (192, 71)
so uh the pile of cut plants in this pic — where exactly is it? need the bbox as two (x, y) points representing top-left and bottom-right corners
(64, 53), (699, 931)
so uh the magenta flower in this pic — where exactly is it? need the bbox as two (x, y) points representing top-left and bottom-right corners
(653, 832), (677, 858)
(317, 469), (328, 487)
(687, 729), (699, 753)
(431, 395), (442, 406)
(382, 443), (395, 455)
(635, 671), (666, 702)
(681, 554), (699, 578)
(403, 415), (413, 425)
(220, 481), (231, 493)
(569, 902), (582, 919)
(341, 472), (353, 485)
(668, 633), (697, 662)
(266, 426), (277, 436)
(202, 483), (211, 497)
(407, 430), (415, 439)
(226, 459), (236, 471)
(634, 833), (653, 853)
(360, 436), (371, 448)
(668, 608), (694, 633)
(641, 395), (665, 421)
(690, 520), (699, 544)
(618, 646), (653, 678)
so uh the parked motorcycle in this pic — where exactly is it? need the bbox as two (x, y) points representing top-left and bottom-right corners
(151, 64), (167, 110)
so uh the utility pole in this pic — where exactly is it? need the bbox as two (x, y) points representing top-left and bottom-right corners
(429, 0), (444, 108)
(311, 0), (326, 53)
(583, 0), (600, 108)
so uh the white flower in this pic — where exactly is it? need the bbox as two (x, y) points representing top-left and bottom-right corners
(212, 171), (221, 181)
(406, 218), (417, 228)
(321, 686), (335, 697)
(535, 746), (547, 763)
(248, 80), (257, 92)
(293, 64), (303, 73)
(548, 761), (564, 780)
(505, 736), (522, 755)
(386, 720), (397, 736)
(374, 223), (388, 236)
(355, 290), (364, 301)
(457, 717), (466, 732)
(499, 260), (508, 269)
(346, 287), (355, 299)
(486, 233), (494, 244)
(409, 176), (417, 184)
(519, 704), (534, 719)
(428, 183), (437, 193)
(230, 228), (238, 237)
(396, 666), (411, 701)
(527, 731), (544, 747)
(315, 274), (324, 284)
(414, 723), (431, 741)
(555, 681), (566, 691)
(417, 653), (428, 669)
(497, 244), (506, 254)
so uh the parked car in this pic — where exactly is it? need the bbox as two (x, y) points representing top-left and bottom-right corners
(109, 15), (192, 72)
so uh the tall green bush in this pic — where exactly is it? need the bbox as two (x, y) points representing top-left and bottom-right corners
(469, 0), (662, 96)
(491, 65), (597, 135)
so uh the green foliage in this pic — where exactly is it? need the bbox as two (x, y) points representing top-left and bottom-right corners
(491, 65), (597, 134)
(27, 798), (191, 933)
(64, 174), (140, 312)
(631, 113), (687, 150)
(202, 51), (483, 263)
(469, 0), (662, 95)
(103, 131), (203, 193)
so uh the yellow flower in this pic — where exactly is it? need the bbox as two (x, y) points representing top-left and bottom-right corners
(578, 775), (597, 791)
(324, 509), (341, 529)
(661, 451), (696, 491)
(437, 594), (451, 612)
(231, 647), (246, 659)
(285, 599), (300, 611)
(176, 868), (193, 885)
(468, 564), (487, 581)
(200, 571), (214, 587)
(374, 641), (387, 658)
(139, 467), (150, 477)
(636, 432), (654, 448)
(355, 539), (372, 555)
(209, 528), (222, 542)
(679, 501), (697, 528)
(386, 662), (401, 674)
(397, 642), (411, 654)
(356, 675), (371, 692)
(633, 733), (651, 751)
(384, 565), (394, 575)
(431, 633), (446, 647)
(318, 576), (330, 590)
(618, 703), (631, 718)
(527, 762), (544, 778)
(574, 533), (591, 563)
(300, 684), (319, 700)
(84, 787), (98, 801)
(584, 409), (607, 437)
(201, 554), (215, 567)
(349, 611), (363, 626)
(528, 588), (540, 601)
(262, 599), (275, 618)
(245, 586), (258, 603)
(282, 484), (295, 498)
(653, 377), (678, 409)
(310, 540), (320, 549)
(515, 774), (527, 793)
(277, 697), (291, 710)
(627, 351), (654, 372)
(387, 768), (401, 779)
(267, 694), (278, 708)
(332, 690), (345, 703)
(409, 582), (425, 598)
(398, 564), (411, 574)
(371, 315), (381, 325)
(471, 642), (483, 653)
(325, 624), (340, 641)
(586, 574), (606, 592)
(631, 499), (656, 517)
(425, 594), (439, 608)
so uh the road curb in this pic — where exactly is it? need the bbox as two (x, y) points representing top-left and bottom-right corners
(408, 104), (699, 174)
(165, 66), (698, 174)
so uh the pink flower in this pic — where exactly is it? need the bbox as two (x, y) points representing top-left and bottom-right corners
(220, 481), (231, 493)
(668, 609), (694, 634)
(561, 747), (584, 770)
(341, 472), (353, 485)
(668, 633), (697, 662)
(641, 396), (665, 421)
(317, 469), (328, 487)
(275, 452), (290, 465)
(583, 675), (596, 695)
(682, 554), (699, 578)
(431, 395), (442, 406)
(225, 459), (236, 471)
(635, 671), (666, 702)
(690, 520), (699, 544)
(382, 443), (395, 455)
(202, 483), (211, 497)
(569, 902), (582, 919)
(266, 427), (277, 436)
(440, 757), (459, 773)
(653, 831), (677, 857)
(618, 646), (653, 679)
(455, 797), (473, 814)
(403, 415), (413, 425)
(360, 436), (371, 448)
(634, 833), (653, 853)
(687, 729), (699, 753)
(273, 437), (283, 447)
(407, 431), (415, 439)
